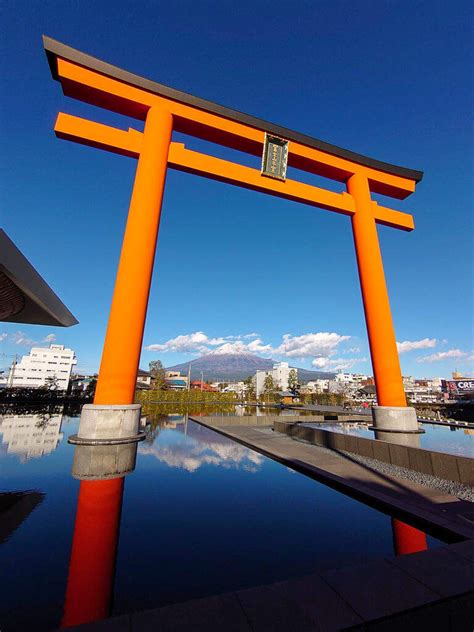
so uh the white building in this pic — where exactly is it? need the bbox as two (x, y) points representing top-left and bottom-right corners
(254, 362), (297, 397)
(303, 379), (329, 394)
(328, 372), (368, 396)
(3, 344), (77, 390)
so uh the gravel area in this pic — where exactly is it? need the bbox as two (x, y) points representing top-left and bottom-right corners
(302, 441), (474, 502)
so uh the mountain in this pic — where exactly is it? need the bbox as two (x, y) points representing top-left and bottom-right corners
(165, 349), (334, 383)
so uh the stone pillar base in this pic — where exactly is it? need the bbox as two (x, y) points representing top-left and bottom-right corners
(370, 405), (424, 434)
(71, 443), (138, 480)
(68, 404), (146, 445)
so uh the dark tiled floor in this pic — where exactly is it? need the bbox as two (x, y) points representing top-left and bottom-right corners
(65, 542), (474, 632)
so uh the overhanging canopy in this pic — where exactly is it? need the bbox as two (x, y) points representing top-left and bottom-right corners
(0, 230), (78, 326)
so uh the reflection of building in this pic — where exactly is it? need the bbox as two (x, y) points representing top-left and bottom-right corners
(3, 344), (77, 390)
(0, 412), (64, 460)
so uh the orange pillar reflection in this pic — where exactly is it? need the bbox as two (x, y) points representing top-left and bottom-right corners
(61, 479), (124, 627)
(392, 518), (428, 556)
(347, 172), (407, 408)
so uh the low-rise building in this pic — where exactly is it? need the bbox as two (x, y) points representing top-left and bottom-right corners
(70, 374), (97, 393)
(303, 379), (329, 394)
(137, 369), (152, 389)
(190, 380), (217, 392)
(220, 381), (245, 395)
(165, 371), (189, 390)
(254, 362), (297, 398)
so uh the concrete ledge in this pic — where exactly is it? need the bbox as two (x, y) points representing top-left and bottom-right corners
(274, 421), (473, 485)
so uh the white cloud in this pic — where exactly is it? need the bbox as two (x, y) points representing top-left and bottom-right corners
(145, 330), (351, 365)
(0, 331), (36, 347)
(312, 356), (367, 371)
(417, 349), (471, 363)
(274, 332), (350, 359)
(344, 347), (361, 354)
(247, 338), (273, 354)
(145, 331), (226, 354)
(1, 331), (60, 347)
(207, 341), (252, 355)
(397, 338), (437, 354)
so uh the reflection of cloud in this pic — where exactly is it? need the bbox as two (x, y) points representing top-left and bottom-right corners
(138, 424), (263, 473)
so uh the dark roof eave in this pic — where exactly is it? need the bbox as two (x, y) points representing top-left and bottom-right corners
(0, 230), (78, 327)
(42, 36), (423, 183)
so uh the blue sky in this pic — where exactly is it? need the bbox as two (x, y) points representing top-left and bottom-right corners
(1, 0), (472, 378)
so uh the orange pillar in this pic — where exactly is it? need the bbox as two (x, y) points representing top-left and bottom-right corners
(94, 106), (173, 405)
(61, 479), (124, 628)
(392, 518), (428, 556)
(347, 172), (406, 407)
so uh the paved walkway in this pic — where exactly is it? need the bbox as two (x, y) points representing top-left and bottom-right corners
(191, 418), (474, 542)
(64, 540), (474, 631)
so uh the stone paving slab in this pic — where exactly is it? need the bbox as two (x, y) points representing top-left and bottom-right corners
(190, 419), (474, 541)
(320, 559), (438, 620)
(132, 592), (250, 631)
(236, 584), (315, 631)
(64, 615), (132, 632)
(270, 572), (363, 630)
(391, 546), (474, 597)
(448, 538), (474, 562)
(63, 544), (474, 631)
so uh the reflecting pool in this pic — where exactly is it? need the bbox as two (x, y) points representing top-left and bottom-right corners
(304, 421), (474, 457)
(0, 406), (442, 631)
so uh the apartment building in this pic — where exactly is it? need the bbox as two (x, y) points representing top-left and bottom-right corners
(4, 344), (77, 390)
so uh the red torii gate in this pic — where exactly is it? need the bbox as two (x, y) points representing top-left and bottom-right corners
(42, 37), (427, 628)
(44, 36), (422, 426)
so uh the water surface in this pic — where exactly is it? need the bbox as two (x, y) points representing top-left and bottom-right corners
(0, 406), (443, 631)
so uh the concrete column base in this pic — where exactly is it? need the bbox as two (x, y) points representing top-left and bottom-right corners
(71, 443), (138, 480)
(68, 404), (146, 445)
(370, 405), (424, 434)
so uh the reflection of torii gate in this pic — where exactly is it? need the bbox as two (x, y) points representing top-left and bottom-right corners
(44, 36), (422, 428)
